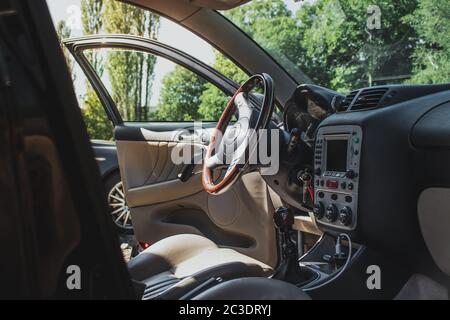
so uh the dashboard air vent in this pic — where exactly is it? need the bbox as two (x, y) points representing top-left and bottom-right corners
(351, 87), (389, 111)
(338, 90), (359, 111)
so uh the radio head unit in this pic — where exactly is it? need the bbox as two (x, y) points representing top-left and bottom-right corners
(313, 125), (362, 231)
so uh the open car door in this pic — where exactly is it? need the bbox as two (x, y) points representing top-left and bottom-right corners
(64, 35), (277, 267)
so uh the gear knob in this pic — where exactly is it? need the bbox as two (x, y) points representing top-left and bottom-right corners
(273, 207), (294, 232)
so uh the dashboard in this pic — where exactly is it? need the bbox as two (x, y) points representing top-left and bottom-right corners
(280, 82), (450, 263)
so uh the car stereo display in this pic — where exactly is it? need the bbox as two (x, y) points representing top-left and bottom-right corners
(326, 139), (348, 172)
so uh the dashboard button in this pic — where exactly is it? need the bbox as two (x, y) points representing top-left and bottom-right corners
(331, 194), (338, 201)
(345, 170), (356, 179)
(340, 182), (347, 189)
(345, 196), (353, 203)
(313, 202), (325, 219)
(339, 207), (353, 226)
(326, 180), (338, 189)
(348, 183), (354, 190)
(325, 204), (338, 222)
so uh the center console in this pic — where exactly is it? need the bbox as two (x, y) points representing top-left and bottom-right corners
(313, 125), (362, 230)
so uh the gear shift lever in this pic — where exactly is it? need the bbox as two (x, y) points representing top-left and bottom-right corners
(273, 207), (297, 261)
(272, 207), (313, 285)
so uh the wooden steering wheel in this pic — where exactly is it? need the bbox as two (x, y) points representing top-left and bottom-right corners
(202, 73), (275, 194)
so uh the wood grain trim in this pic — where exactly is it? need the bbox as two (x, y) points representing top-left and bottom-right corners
(202, 88), (243, 194)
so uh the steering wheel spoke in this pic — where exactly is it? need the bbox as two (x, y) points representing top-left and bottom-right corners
(205, 153), (224, 170)
(202, 73), (275, 195)
(235, 92), (253, 120)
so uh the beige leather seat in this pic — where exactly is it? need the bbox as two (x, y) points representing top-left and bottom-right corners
(128, 234), (273, 299)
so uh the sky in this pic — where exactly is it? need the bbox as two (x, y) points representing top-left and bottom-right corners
(46, 0), (303, 107)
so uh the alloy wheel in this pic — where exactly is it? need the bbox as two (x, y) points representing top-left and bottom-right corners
(107, 181), (133, 230)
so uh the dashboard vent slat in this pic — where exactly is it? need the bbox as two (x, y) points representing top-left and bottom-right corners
(350, 87), (389, 111)
(338, 90), (359, 111)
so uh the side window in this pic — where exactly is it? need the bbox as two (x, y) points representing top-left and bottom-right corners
(49, 0), (249, 128)
(82, 48), (232, 122)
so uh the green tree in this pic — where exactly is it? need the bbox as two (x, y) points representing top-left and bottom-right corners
(405, 0), (450, 84)
(152, 66), (206, 121)
(198, 83), (230, 121)
(225, 0), (419, 92)
(80, 0), (111, 140)
(198, 52), (248, 120)
(79, 0), (160, 141)
(225, 0), (311, 83)
(301, 0), (418, 90)
(81, 83), (113, 140)
(56, 20), (75, 81)
(104, 0), (160, 121)
(81, 0), (104, 74)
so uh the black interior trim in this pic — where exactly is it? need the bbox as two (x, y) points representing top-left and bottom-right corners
(24, 0), (135, 298)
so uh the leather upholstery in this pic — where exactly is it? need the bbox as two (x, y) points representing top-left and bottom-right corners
(193, 277), (311, 300)
(128, 234), (273, 299)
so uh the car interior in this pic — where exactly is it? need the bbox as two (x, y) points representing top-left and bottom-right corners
(1, 0), (450, 300)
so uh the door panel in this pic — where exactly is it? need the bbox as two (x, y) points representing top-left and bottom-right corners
(116, 140), (204, 206)
(115, 124), (277, 267)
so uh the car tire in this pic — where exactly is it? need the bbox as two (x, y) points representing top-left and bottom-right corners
(104, 171), (134, 235)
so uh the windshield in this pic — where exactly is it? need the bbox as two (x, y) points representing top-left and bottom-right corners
(223, 0), (449, 92)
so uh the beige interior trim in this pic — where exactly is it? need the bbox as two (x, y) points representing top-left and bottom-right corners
(417, 188), (450, 276)
(130, 172), (278, 267)
(116, 137), (278, 266)
(293, 213), (323, 236)
(116, 140), (203, 190)
(127, 174), (203, 207)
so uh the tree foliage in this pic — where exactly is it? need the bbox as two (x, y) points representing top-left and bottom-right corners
(405, 0), (450, 84)
(58, 0), (448, 138)
(103, 0), (160, 122)
(225, 0), (420, 92)
(81, 0), (104, 74)
(81, 83), (113, 140)
(198, 52), (248, 120)
(78, 0), (109, 140)
(152, 66), (207, 121)
(77, 0), (160, 140)
(56, 20), (75, 81)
